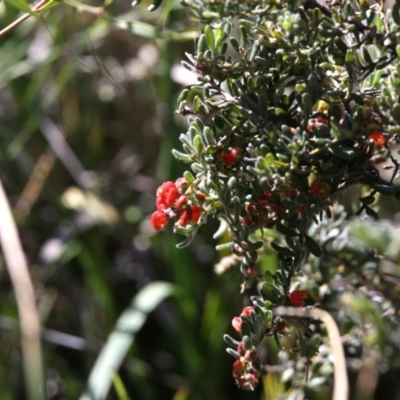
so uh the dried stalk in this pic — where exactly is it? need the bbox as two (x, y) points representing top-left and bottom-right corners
(274, 306), (348, 400)
(0, 179), (45, 400)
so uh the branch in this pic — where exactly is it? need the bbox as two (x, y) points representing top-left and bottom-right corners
(0, 0), (51, 38)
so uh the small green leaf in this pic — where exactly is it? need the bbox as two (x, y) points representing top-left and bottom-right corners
(204, 26), (215, 51)
(223, 334), (240, 347)
(276, 223), (299, 237)
(271, 242), (294, 257)
(370, 183), (396, 196)
(197, 34), (207, 53)
(213, 218), (229, 239)
(391, 103), (400, 125)
(301, 92), (313, 115)
(177, 89), (190, 104)
(392, 3), (400, 26)
(330, 104), (342, 122)
(183, 170), (195, 184)
(259, 283), (282, 303)
(249, 40), (260, 62)
(305, 235), (323, 257)
(172, 149), (191, 162)
(242, 335), (253, 350)
(226, 348), (241, 359)
(329, 145), (355, 160)
(230, 37), (240, 53)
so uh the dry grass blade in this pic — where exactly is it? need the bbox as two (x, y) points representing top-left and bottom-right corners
(274, 306), (348, 400)
(0, 179), (45, 400)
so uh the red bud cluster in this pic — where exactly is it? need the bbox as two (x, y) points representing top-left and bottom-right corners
(151, 179), (202, 231)
(288, 290), (308, 307)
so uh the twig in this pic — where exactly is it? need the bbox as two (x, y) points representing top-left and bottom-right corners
(16, 151), (55, 217)
(0, 0), (50, 38)
(0, 179), (45, 400)
(274, 306), (348, 400)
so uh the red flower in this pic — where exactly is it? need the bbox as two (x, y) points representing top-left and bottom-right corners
(195, 63), (209, 73)
(306, 115), (329, 132)
(175, 177), (188, 190)
(241, 218), (252, 226)
(310, 179), (331, 198)
(220, 148), (239, 166)
(288, 290), (308, 307)
(232, 316), (242, 333)
(190, 205), (201, 224)
(156, 181), (176, 197)
(177, 205), (202, 227)
(174, 195), (188, 209)
(156, 196), (168, 211)
(151, 211), (169, 231)
(276, 320), (287, 331)
(177, 209), (189, 227)
(237, 342), (245, 356)
(155, 181), (180, 208)
(165, 186), (180, 207)
(232, 360), (245, 378)
(232, 306), (255, 333)
(241, 306), (255, 317)
(368, 130), (386, 147)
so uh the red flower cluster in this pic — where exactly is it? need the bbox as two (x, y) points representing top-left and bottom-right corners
(310, 179), (331, 199)
(151, 179), (202, 231)
(306, 114), (329, 133)
(288, 290), (308, 307)
(220, 147), (240, 166)
(368, 130), (386, 147)
(232, 306), (255, 333)
(242, 188), (299, 226)
(233, 340), (259, 389)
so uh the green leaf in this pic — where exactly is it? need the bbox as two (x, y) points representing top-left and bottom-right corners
(223, 334), (240, 347)
(392, 3), (400, 26)
(226, 348), (241, 359)
(6, 0), (32, 13)
(79, 282), (174, 400)
(271, 242), (294, 257)
(213, 218), (229, 239)
(370, 183), (396, 196)
(329, 145), (355, 160)
(230, 37), (240, 53)
(197, 34), (207, 53)
(276, 223), (299, 237)
(112, 372), (130, 400)
(259, 283), (282, 303)
(204, 26), (215, 51)
(391, 103), (400, 125)
(305, 235), (323, 257)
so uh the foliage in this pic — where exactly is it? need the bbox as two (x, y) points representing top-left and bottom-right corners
(0, 2), (251, 400)
(150, 0), (400, 398)
(2, 0), (400, 400)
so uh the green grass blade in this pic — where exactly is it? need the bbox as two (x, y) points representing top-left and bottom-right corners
(79, 282), (175, 400)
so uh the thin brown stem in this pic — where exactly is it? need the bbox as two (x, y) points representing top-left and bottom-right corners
(0, 0), (50, 38)
(0, 179), (45, 400)
(274, 306), (348, 400)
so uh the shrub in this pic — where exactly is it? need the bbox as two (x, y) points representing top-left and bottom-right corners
(151, 0), (400, 398)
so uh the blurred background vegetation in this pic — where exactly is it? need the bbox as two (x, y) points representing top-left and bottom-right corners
(0, 1), (275, 399)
